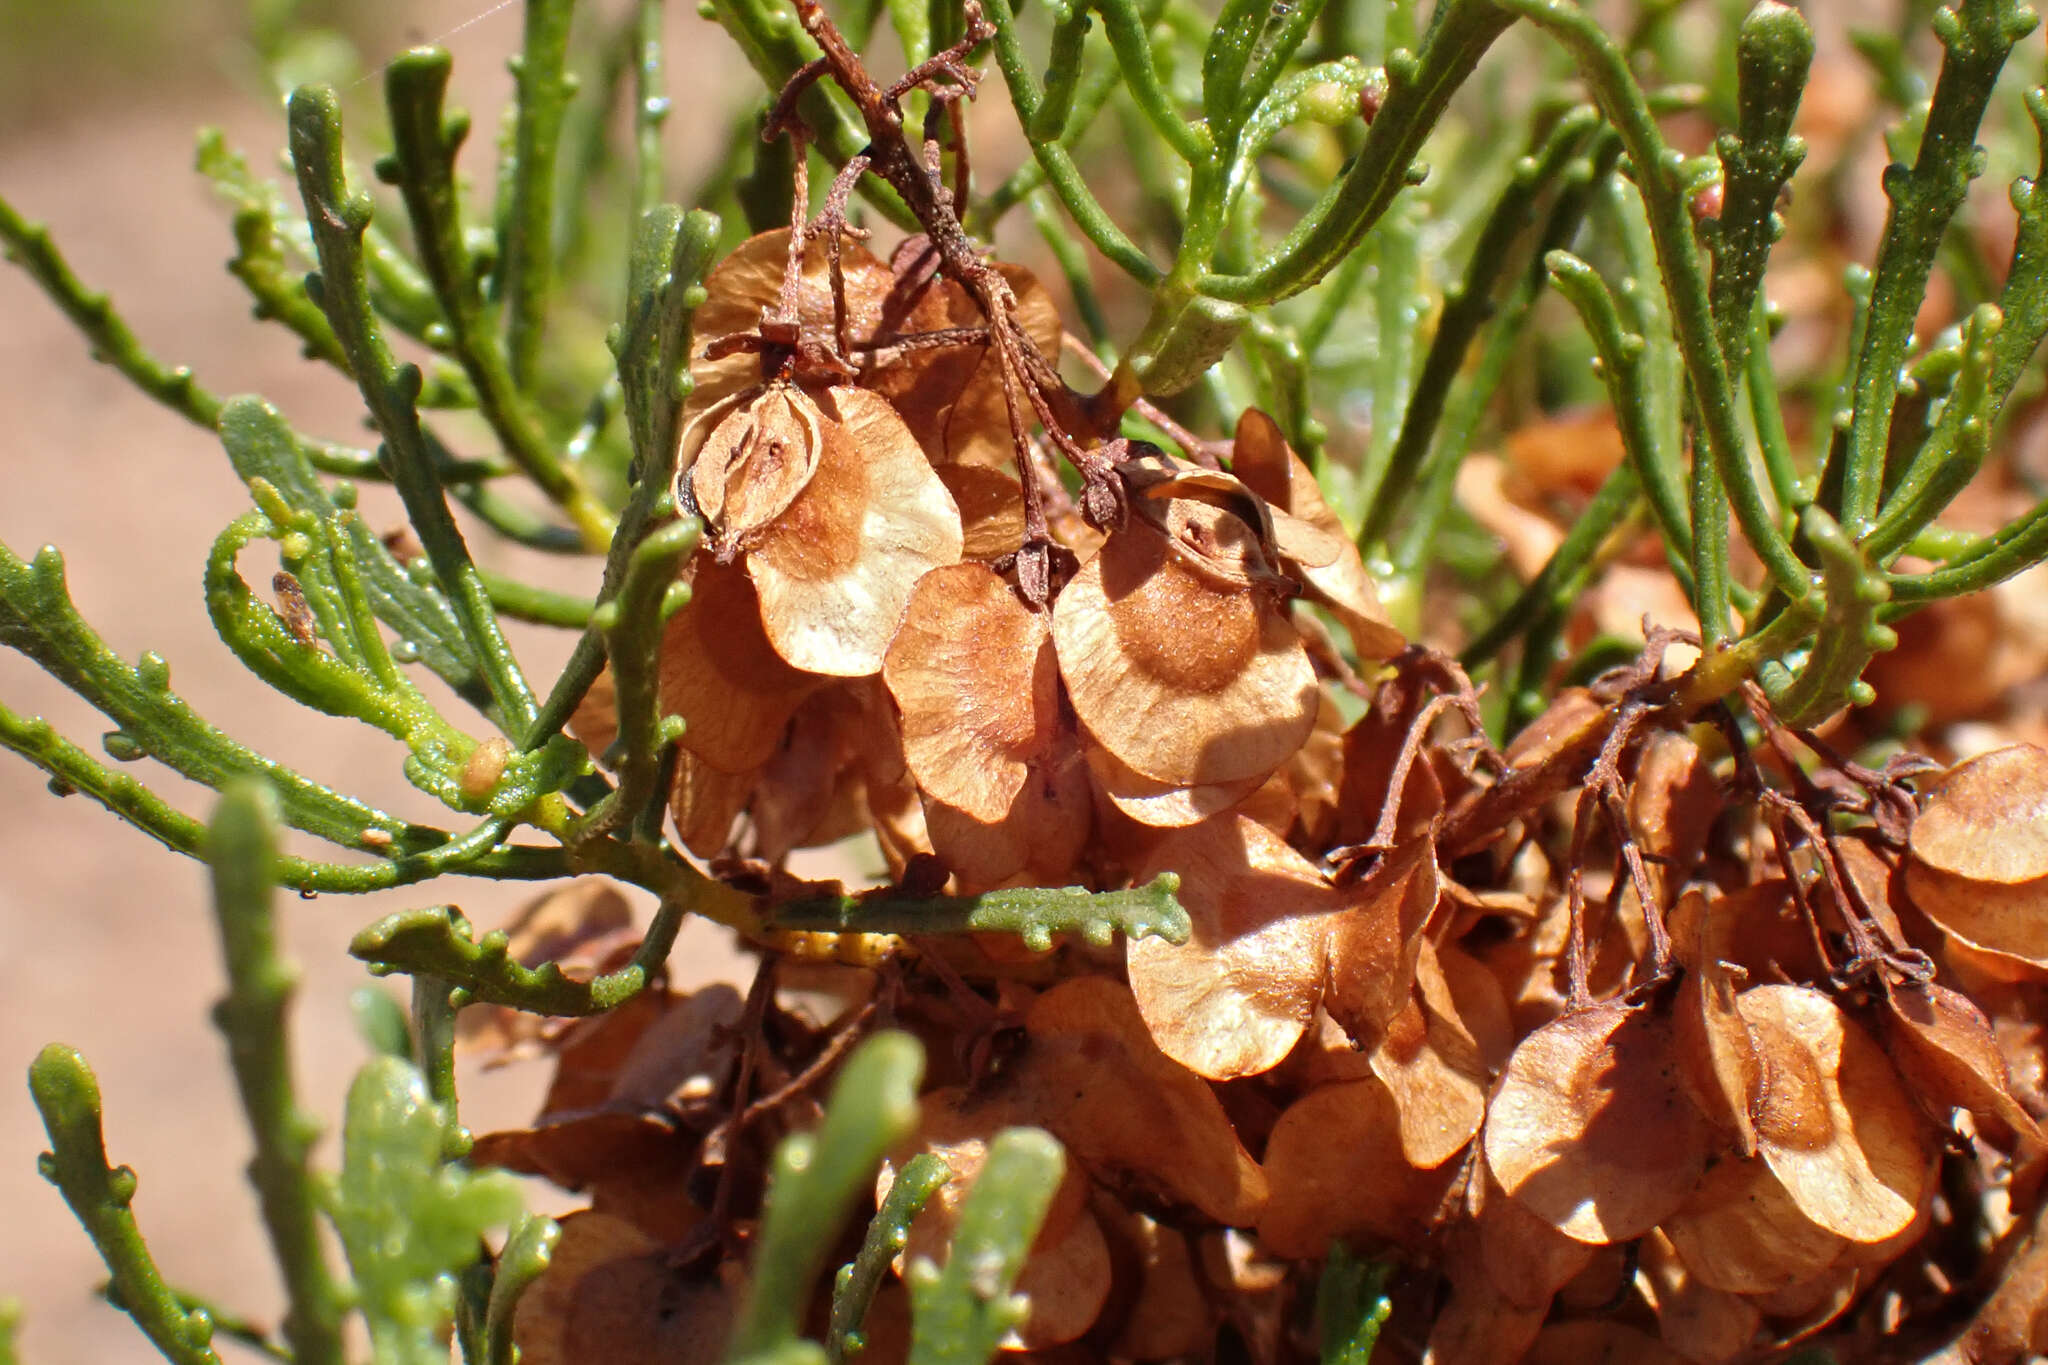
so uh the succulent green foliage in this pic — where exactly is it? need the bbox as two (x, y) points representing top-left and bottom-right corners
(767, 873), (1191, 950)
(904, 1128), (1065, 1365)
(206, 781), (350, 1365)
(1706, 1), (1813, 376)
(1316, 1245), (1394, 1365)
(485, 1214), (560, 1365)
(350, 903), (689, 1016)
(329, 1057), (526, 1365)
(27, 1045), (223, 1365)
(0, 1298), (20, 1365)
(1830, 0), (2040, 534)
(829, 1152), (951, 1365)
(728, 1031), (926, 1364)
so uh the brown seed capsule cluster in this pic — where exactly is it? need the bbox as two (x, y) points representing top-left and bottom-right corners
(635, 228), (1405, 884)
(511, 230), (2048, 1363)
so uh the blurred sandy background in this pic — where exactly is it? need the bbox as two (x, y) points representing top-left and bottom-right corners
(0, 3), (749, 1359)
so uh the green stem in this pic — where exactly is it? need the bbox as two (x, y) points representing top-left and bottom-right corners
(0, 191), (376, 481)
(766, 875), (1190, 951)
(732, 1033), (926, 1362)
(905, 1128), (1065, 1365)
(205, 782), (349, 1365)
(982, 0), (1163, 283)
(1197, 0), (1515, 304)
(290, 83), (543, 734)
(1460, 459), (1643, 669)
(572, 519), (700, 841)
(0, 701), (565, 890)
(1545, 252), (1696, 578)
(480, 569), (596, 627)
(1356, 106), (1598, 549)
(827, 1153), (950, 1365)
(381, 51), (615, 549)
(29, 1046), (224, 1365)
(1504, 0), (1812, 607)
(486, 1215), (559, 1365)
(634, 0), (670, 218)
(1834, 0), (2037, 533)
(1092, 0), (1208, 164)
(499, 0), (578, 390)
(1864, 302), (2000, 562)
(1706, 0), (1813, 377)
(0, 539), (414, 850)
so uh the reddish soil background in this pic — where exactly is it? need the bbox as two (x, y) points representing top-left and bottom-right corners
(0, 5), (749, 1359)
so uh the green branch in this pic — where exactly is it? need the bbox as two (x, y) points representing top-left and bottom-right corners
(205, 782), (350, 1365)
(289, 84), (543, 733)
(729, 1032), (926, 1364)
(498, 0), (578, 390)
(0, 191), (378, 481)
(349, 900), (695, 1016)
(29, 1046), (224, 1365)
(766, 874), (1190, 950)
(0, 699), (563, 892)
(0, 538), (417, 850)
(531, 207), (719, 752)
(221, 398), (502, 721)
(572, 519), (700, 841)
(1356, 106), (1599, 549)
(1835, 0), (2038, 533)
(1504, 0), (1812, 612)
(1198, 0), (1515, 304)
(905, 1128), (1064, 1365)
(828, 1153), (950, 1365)
(981, 0), (1164, 282)
(381, 51), (615, 549)
(1705, 1), (1812, 376)
(1761, 506), (1896, 725)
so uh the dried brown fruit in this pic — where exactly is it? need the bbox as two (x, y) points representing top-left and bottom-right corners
(1468, 1150), (1595, 1311)
(1083, 741), (1266, 829)
(1260, 1076), (1459, 1255)
(1324, 837), (1441, 1047)
(513, 1212), (731, 1365)
(740, 385), (964, 677)
(1661, 1152), (1847, 1295)
(659, 557), (820, 774)
(1127, 816), (1339, 1079)
(1369, 962), (1487, 1169)
(1878, 979), (2048, 1145)
(884, 563), (1063, 823)
(1053, 509), (1317, 789)
(682, 227), (896, 416)
(1228, 408), (1405, 660)
(1638, 1230), (1762, 1365)
(1009, 975), (1267, 1225)
(1739, 984), (1932, 1244)
(1908, 744), (2048, 971)
(1524, 1320), (1691, 1365)
(923, 748), (1092, 892)
(1484, 1001), (1712, 1244)
(1099, 1204), (1214, 1361)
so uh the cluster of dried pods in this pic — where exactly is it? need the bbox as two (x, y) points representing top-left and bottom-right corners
(480, 189), (2048, 1362)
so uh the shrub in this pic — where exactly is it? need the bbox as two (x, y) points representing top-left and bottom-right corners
(9, 0), (2048, 1359)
